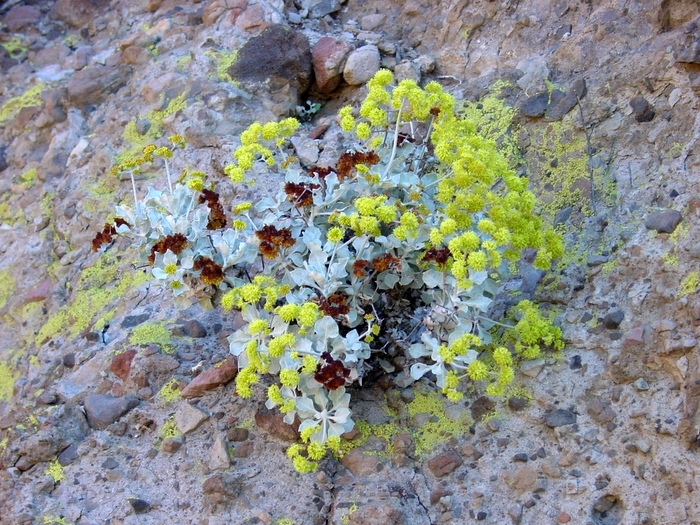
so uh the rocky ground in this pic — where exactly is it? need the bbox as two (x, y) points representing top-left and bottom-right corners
(1, 0), (700, 524)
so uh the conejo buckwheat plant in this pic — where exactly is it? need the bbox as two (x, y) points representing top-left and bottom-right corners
(94, 70), (564, 472)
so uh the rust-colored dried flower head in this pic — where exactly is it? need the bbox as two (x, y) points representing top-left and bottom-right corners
(284, 182), (319, 207)
(421, 247), (451, 267)
(92, 223), (117, 252)
(308, 165), (335, 180)
(148, 233), (189, 265)
(352, 259), (369, 278)
(315, 351), (350, 390)
(193, 256), (225, 285)
(199, 189), (227, 230)
(317, 293), (350, 318)
(371, 253), (402, 273)
(255, 225), (295, 259)
(335, 150), (380, 181)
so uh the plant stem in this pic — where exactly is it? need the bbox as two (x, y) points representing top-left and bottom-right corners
(382, 107), (402, 178)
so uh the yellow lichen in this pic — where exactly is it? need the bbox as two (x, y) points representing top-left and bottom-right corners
(677, 272), (700, 298)
(115, 91), (188, 164)
(36, 254), (151, 345)
(14, 167), (37, 189)
(204, 49), (239, 83)
(129, 322), (175, 354)
(43, 517), (71, 525)
(160, 417), (180, 439)
(0, 83), (47, 124)
(158, 378), (181, 402)
(406, 390), (473, 457)
(0, 361), (18, 402)
(0, 269), (15, 310)
(1, 37), (26, 59)
(46, 458), (65, 483)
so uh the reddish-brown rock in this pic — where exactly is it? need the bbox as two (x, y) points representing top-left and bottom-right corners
(3, 6), (42, 32)
(340, 448), (380, 476)
(312, 37), (352, 93)
(427, 448), (463, 477)
(110, 349), (137, 382)
(180, 357), (238, 398)
(254, 411), (299, 442)
(24, 279), (53, 304)
(50, 0), (110, 28)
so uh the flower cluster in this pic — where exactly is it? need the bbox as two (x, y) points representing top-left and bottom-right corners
(95, 71), (565, 472)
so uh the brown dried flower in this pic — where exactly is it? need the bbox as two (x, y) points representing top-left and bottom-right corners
(148, 233), (189, 265)
(317, 293), (350, 318)
(193, 256), (225, 285)
(308, 165), (335, 179)
(255, 225), (295, 259)
(92, 223), (117, 252)
(199, 189), (227, 230)
(421, 247), (451, 266)
(284, 182), (320, 207)
(371, 254), (402, 273)
(352, 259), (369, 278)
(315, 351), (350, 390)
(335, 150), (380, 181)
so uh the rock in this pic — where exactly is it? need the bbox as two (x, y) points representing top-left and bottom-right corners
(507, 503), (523, 525)
(312, 37), (352, 93)
(181, 357), (237, 398)
(427, 449), (463, 477)
(83, 394), (139, 430)
(24, 279), (53, 304)
(471, 395), (496, 421)
(228, 24), (313, 104)
(508, 397), (529, 411)
(308, 0), (342, 18)
(254, 411), (299, 441)
(541, 458), (562, 478)
(513, 452), (529, 462)
(634, 377), (650, 391)
(119, 46), (152, 66)
(516, 56), (550, 93)
(520, 91), (565, 118)
(50, 0), (110, 28)
(343, 45), (381, 86)
(181, 319), (207, 338)
(66, 65), (132, 107)
(557, 512), (571, 523)
(128, 498), (150, 514)
(102, 457), (119, 469)
(348, 503), (404, 525)
(545, 78), (587, 121)
(290, 135), (320, 166)
(586, 398), (617, 424)
(226, 427), (249, 442)
(361, 14), (387, 31)
(203, 473), (242, 510)
(234, 5), (266, 30)
(208, 434), (230, 470)
(58, 443), (79, 466)
(644, 209), (682, 233)
(161, 435), (183, 453)
(505, 465), (537, 492)
(340, 448), (379, 476)
(110, 349), (137, 382)
(233, 441), (254, 458)
(121, 313), (151, 328)
(677, 40), (700, 64)
(394, 61), (421, 83)
(603, 310), (624, 329)
(629, 96), (655, 122)
(520, 358), (546, 377)
(3, 6), (42, 32)
(175, 402), (209, 434)
(545, 409), (577, 427)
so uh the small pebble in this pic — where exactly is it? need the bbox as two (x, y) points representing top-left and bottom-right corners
(129, 498), (150, 513)
(513, 453), (529, 462)
(634, 378), (650, 391)
(557, 511), (571, 523)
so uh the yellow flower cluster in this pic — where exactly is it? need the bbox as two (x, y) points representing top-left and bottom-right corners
(221, 276), (288, 311)
(510, 300), (564, 359)
(224, 118), (300, 184)
(184, 170), (206, 191)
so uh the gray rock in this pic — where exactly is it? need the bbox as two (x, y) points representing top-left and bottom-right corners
(634, 378), (650, 391)
(507, 503), (523, 524)
(83, 394), (139, 430)
(520, 91), (564, 118)
(290, 135), (320, 166)
(520, 358), (545, 377)
(343, 45), (381, 86)
(175, 402), (209, 434)
(645, 209), (682, 233)
(587, 254), (609, 266)
(120, 313), (151, 328)
(516, 56), (550, 93)
(128, 498), (150, 514)
(586, 398), (617, 424)
(228, 24), (312, 104)
(208, 434), (230, 470)
(676, 40), (700, 64)
(603, 310), (624, 329)
(544, 78), (587, 121)
(545, 409), (577, 427)
(630, 96), (655, 122)
(307, 0), (342, 18)
(508, 397), (529, 411)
